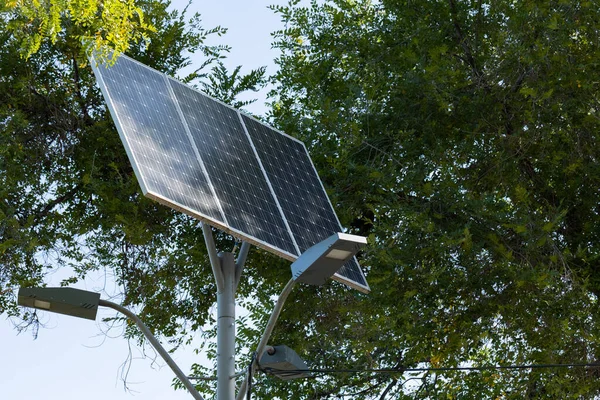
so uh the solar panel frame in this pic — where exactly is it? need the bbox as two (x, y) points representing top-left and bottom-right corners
(91, 54), (369, 293)
(91, 55), (300, 261)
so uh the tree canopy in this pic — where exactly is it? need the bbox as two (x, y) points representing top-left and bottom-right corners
(261, 0), (600, 398)
(4, 0), (153, 62)
(3, 0), (600, 399)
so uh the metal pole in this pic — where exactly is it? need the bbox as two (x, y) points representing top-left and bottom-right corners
(98, 299), (205, 400)
(217, 252), (237, 400)
(202, 224), (247, 400)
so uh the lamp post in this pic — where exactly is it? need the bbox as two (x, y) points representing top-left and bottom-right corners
(18, 232), (366, 400)
(17, 287), (205, 400)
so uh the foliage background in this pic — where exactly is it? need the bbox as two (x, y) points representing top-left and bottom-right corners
(3, 0), (600, 399)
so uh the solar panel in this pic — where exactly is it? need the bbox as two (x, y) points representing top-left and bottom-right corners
(93, 55), (224, 224)
(241, 115), (369, 291)
(91, 55), (369, 292)
(168, 78), (298, 256)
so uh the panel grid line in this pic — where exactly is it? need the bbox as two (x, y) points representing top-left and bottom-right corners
(240, 114), (370, 292)
(92, 56), (224, 224)
(237, 112), (301, 256)
(165, 76), (228, 226)
(168, 78), (297, 256)
(90, 56), (150, 196)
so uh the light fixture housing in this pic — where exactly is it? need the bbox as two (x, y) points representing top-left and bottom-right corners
(18, 287), (101, 320)
(259, 345), (311, 380)
(291, 232), (367, 286)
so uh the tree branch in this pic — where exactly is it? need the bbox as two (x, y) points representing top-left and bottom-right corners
(32, 184), (82, 224)
(448, 0), (486, 88)
(72, 54), (91, 123)
(378, 378), (398, 400)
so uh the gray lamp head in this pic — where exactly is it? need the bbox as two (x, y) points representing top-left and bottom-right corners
(18, 287), (101, 321)
(259, 345), (312, 380)
(291, 232), (367, 286)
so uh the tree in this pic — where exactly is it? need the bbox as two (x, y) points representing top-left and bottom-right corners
(0, 1), (272, 396)
(4, 0), (153, 61)
(259, 0), (600, 398)
(5, 0), (600, 399)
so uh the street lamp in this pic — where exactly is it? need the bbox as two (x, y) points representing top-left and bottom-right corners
(235, 232), (367, 400)
(17, 287), (205, 400)
(18, 287), (100, 320)
(254, 232), (367, 366)
(259, 345), (311, 380)
(18, 232), (367, 400)
(291, 232), (368, 285)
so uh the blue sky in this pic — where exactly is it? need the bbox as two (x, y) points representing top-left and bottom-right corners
(0, 1), (288, 398)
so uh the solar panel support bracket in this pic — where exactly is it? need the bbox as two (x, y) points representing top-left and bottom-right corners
(234, 241), (251, 290)
(202, 223), (224, 291)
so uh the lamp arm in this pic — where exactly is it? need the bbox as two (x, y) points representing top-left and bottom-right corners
(235, 278), (297, 400)
(98, 299), (206, 400)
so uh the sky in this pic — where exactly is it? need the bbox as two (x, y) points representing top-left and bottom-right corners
(0, 1), (288, 399)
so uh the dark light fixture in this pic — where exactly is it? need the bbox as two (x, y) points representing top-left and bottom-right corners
(18, 287), (100, 320)
(259, 345), (312, 380)
(291, 232), (367, 286)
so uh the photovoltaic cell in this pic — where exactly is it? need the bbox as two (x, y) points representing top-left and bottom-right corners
(168, 79), (297, 256)
(92, 54), (368, 292)
(95, 56), (223, 223)
(240, 116), (340, 252)
(335, 258), (367, 290)
(241, 115), (369, 291)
